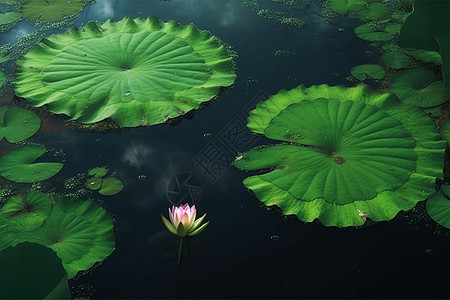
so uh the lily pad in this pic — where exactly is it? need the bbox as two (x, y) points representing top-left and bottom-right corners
(384, 23), (402, 35)
(86, 177), (102, 190)
(398, 0), (450, 88)
(20, 0), (84, 21)
(403, 49), (442, 65)
(0, 242), (70, 299)
(0, 145), (63, 183)
(236, 84), (445, 227)
(0, 106), (41, 143)
(389, 68), (450, 107)
(354, 23), (393, 42)
(21, 196), (115, 278)
(1, 190), (51, 232)
(0, 11), (21, 25)
(350, 64), (385, 80)
(99, 177), (124, 196)
(88, 167), (107, 177)
(14, 16), (236, 127)
(382, 51), (410, 69)
(0, 70), (4, 87)
(426, 184), (450, 229)
(353, 1), (392, 21)
(327, 0), (367, 14)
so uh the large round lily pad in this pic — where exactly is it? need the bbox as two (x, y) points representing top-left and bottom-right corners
(14, 16), (236, 127)
(0, 145), (63, 183)
(354, 24), (393, 42)
(383, 51), (410, 69)
(0, 242), (70, 299)
(236, 84), (445, 227)
(0, 106), (41, 143)
(20, 0), (84, 21)
(98, 177), (124, 196)
(21, 196), (115, 278)
(389, 68), (450, 107)
(1, 190), (51, 232)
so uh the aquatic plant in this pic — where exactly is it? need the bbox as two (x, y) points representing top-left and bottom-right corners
(350, 64), (385, 81)
(0, 11), (21, 26)
(328, 0), (392, 21)
(18, 195), (115, 278)
(0, 106), (41, 143)
(382, 51), (410, 69)
(14, 16), (236, 127)
(398, 0), (450, 88)
(20, 0), (85, 21)
(234, 84), (445, 227)
(86, 167), (123, 196)
(162, 203), (209, 266)
(0, 145), (63, 183)
(426, 184), (450, 229)
(1, 190), (51, 232)
(389, 68), (450, 108)
(0, 242), (70, 299)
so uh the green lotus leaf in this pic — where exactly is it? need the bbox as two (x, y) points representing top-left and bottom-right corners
(99, 177), (124, 196)
(384, 24), (402, 35)
(0, 214), (14, 250)
(0, 70), (4, 87)
(86, 177), (102, 190)
(398, 0), (450, 88)
(88, 167), (107, 177)
(0, 106), (41, 143)
(1, 190), (51, 232)
(20, 196), (115, 278)
(353, 1), (392, 21)
(426, 184), (450, 229)
(403, 49), (442, 65)
(0, 11), (21, 25)
(0, 242), (70, 299)
(20, 0), (84, 21)
(350, 64), (385, 80)
(327, 0), (367, 14)
(382, 51), (410, 69)
(354, 24), (393, 42)
(14, 16), (236, 127)
(236, 84), (445, 227)
(0, 145), (63, 183)
(389, 68), (450, 107)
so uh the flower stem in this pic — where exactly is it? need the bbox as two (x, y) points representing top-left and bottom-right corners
(177, 236), (183, 268)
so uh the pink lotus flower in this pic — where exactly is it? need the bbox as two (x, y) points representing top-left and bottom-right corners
(161, 203), (209, 237)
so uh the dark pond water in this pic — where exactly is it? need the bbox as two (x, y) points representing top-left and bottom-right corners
(1, 0), (450, 299)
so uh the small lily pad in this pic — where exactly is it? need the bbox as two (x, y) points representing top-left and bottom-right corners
(327, 0), (367, 14)
(351, 64), (385, 80)
(1, 190), (51, 232)
(383, 51), (410, 69)
(353, 1), (392, 21)
(384, 23), (402, 35)
(0, 11), (21, 25)
(403, 49), (442, 65)
(20, 0), (85, 21)
(426, 184), (450, 229)
(0, 242), (70, 299)
(0, 145), (63, 183)
(0, 106), (41, 143)
(86, 177), (102, 190)
(389, 68), (450, 107)
(99, 177), (123, 196)
(354, 24), (393, 42)
(88, 167), (107, 178)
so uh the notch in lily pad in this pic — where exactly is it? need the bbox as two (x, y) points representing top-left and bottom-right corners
(0, 106), (41, 143)
(350, 64), (385, 81)
(0, 145), (63, 183)
(389, 68), (450, 107)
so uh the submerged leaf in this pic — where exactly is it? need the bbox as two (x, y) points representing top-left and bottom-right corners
(0, 242), (70, 299)
(14, 16), (236, 127)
